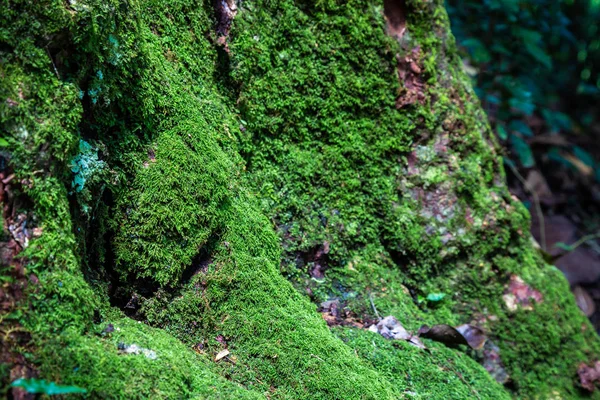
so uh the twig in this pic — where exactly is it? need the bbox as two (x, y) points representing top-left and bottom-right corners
(561, 232), (600, 253)
(46, 47), (60, 79)
(505, 161), (546, 251)
(369, 292), (381, 321)
(2, 173), (15, 184)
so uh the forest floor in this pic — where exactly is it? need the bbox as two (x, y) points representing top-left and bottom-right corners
(508, 123), (600, 332)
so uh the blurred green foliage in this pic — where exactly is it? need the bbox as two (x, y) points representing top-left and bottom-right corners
(10, 378), (87, 395)
(447, 0), (600, 168)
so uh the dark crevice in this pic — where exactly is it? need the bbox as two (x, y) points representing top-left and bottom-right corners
(301, 241), (331, 279)
(180, 240), (218, 285)
(210, 0), (241, 102)
(101, 227), (222, 317)
(383, 0), (407, 40)
(43, 29), (82, 83)
(386, 246), (414, 273)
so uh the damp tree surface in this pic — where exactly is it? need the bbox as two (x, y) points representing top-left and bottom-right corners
(1, 0), (600, 398)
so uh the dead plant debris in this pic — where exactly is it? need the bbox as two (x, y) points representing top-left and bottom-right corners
(368, 316), (425, 349)
(418, 324), (469, 348)
(502, 275), (543, 312)
(395, 47), (426, 109)
(366, 316), (489, 351)
(482, 341), (510, 384)
(319, 299), (365, 329)
(578, 361), (600, 392)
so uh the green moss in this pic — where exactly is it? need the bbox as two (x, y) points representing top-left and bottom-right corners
(1, 0), (598, 398)
(38, 318), (262, 399)
(3, 0), (401, 398)
(112, 123), (235, 287)
(492, 252), (600, 398)
(228, 0), (600, 397)
(334, 326), (511, 400)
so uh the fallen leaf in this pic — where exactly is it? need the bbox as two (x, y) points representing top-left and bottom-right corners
(408, 336), (426, 349)
(367, 316), (425, 349)
(215, 349), (230, 362)
(426, 293), (446, 302)
(455, 324), (487, 350)
(417, 324), (469, 348)
(374, 316), (411, 340)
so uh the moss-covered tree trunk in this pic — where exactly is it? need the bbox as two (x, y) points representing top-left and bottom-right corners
(1, 0), (599, 398)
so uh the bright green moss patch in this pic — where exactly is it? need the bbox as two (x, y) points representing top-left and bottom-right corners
(112, 123), (235, 287)
(2, 0), (403, 398)
(334, 326), (511, 400)
(135, 196), (402, 399)
(37, 318), (263, 399)
(491, 252), (600, 398)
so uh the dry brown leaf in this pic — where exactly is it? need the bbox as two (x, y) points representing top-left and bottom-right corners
(367, 316), (426, 349)
(408, 336), (426, 349)
(417, 324), (469, 348)
(375, 316), (411, 340)
(418, 324), (488, 350)
(455, 324), (488, 350)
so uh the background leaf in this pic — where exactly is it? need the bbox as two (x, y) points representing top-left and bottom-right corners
(11, 378), (87, 395)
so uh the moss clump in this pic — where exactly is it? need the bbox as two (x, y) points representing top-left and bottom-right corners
(228, 0), (600, 397)
(38, 318), (262, 398)
(112, 122), (235, 287)
(0, 0), (598, 398)
(2, 0), (403, 398)
(334, 326), (511, 400)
